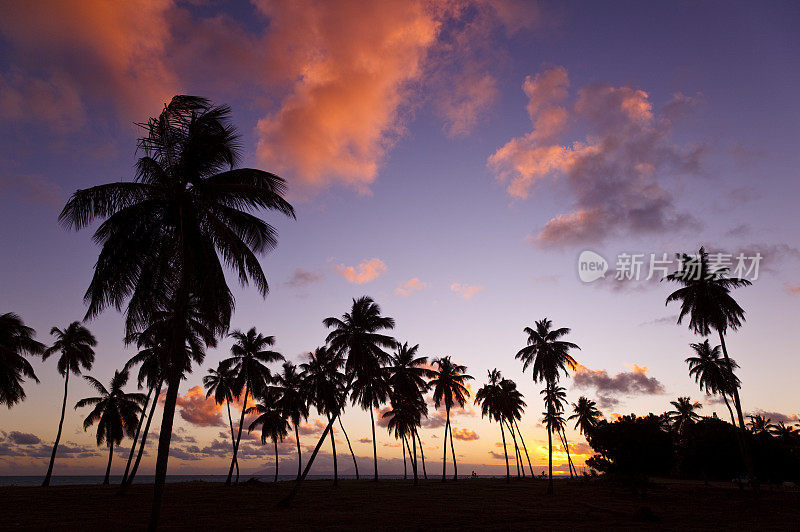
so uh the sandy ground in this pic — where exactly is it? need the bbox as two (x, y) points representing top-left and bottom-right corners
(1, 477), (798, 530)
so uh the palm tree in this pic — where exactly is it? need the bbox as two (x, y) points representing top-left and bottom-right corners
(60, 96), (294, 529)
(430, 356), (473, 481)
(222, 327), (284, 484)
(203, 362), (240, 481)
(0, 313), (44, 408)
(76, 370), (146, 484)
(383, 391), (427, 485)
(770, 422), (798, 443)
(667, 397), (703, 434)
(568, 396), (602, 440)
(747, 414), (774, 435)
(247, 389), (290, 482)
(300, 346), (347, 485)
(685, 339), (740, 426)
(516, 318), (579, 493)
(273, 361), (309, 480)
(541, 398), (567, 484)
(542, 384), (577, 478)
(498, 378), (529, 477)
(475, 369), (511, 482)
(350, 368), (390, 480)
(40, 322), (97, 486)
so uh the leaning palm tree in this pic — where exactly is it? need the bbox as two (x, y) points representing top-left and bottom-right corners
(664, 247), (753, 477)
(516, 318), (579, 493)
(430, 356), (473, 481)
(247, 389), (290, 482)
(475, 369), (510, 482)
(686, 339), (740, 426)
(568, 396), (602, 441)
(41, 322), (97, 486)
(0, 313), (44, 408)
(667, 396), (703, 434)
(222, 327), (284, 485)
(60, 96), (294, 528)
(300, 346), (347, 485)
(273, 361), (310, 480)
(76, 370), (146, 484)
(203, 362), (240, 481)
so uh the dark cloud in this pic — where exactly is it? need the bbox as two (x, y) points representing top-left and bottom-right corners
(745, 410), (799, 425)
(573, 364), (666, 409)
(284, 268), (324, 288)
(7, 431), (41, 445)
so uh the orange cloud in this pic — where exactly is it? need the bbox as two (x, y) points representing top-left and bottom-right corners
(450, 282), (484, 299)
(334, 258), (387, 284)
(175, 386), (223, 427)
(450, 427), (479, 441)
(395, 277), (427, 296)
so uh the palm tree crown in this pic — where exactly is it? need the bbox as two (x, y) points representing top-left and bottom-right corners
(568, 396), (602, 437)
(0, 313), (44, 407)
(42, 322), (96, 377)
(686, 339), (740, 396)
(667, 396), (703, 433)
(430, 356), (473, 412)
(516, 318), (579, 385)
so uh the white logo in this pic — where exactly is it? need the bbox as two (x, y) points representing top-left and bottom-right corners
(578, 250), (608, 283)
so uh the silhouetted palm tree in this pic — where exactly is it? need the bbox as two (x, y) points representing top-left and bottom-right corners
(350, 369), (390, 480)
(60, 95), (294, 528)
(0, 313), (44, 408)
(685, 339), (740, 426)
(247, 389), (290, 482)
(667, 397), (703, 434)
(475, 369), (511, 482)
(541, 395), (567, 485)
(770, 422), (798, 443)
(498, 378), (528, 478)
(430, 356), (473, 481)
(41, 322), (97, 486)
(300, 346), (347, 485)
(569, 396), (602, 441)
(204, 362), (240, 481)
(664, 247), (753, 478)
(76, 370), (146, 485)
(383, 391), (427, 485)
(222, 327), (284, 484)
(517, 318), (579, 493)
(542, 384), (576, 478)
(747, 414), (774, 435)
(273, 361), (309, 480)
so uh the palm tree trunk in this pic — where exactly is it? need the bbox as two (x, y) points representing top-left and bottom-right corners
(338, 416), (359, 479)
(43, 372), (70, 487)
(506, 421), (521, 478)
(514, 420), (534, 477)
(274, 439), (279, 483)
(721, 393), (737, 427)
(104, 442), (114, 485)
(547, 394), (554, 495)
(407, 435), (418, 485)
(559, 428), (576, 478)
(370, 404), (378, 481)
(294, 424), (302, 480)
(500, 420), (510, 483)
(226, 382), (249, 485)
(718, 331), (756, 482)
(149, 373), (180, 530)
(448, 416), (458, 481)
(415, 429), (427, 480)
(225, 398), (239, 482)
(122, 378), (162, 491)
(403, 437), (407, 479)
(328, 413), (338, 486)
(121, 384), (153, 486)
(441, 416), (449, 481)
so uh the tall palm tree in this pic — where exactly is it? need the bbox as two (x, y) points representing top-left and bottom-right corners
(541, 397), (567, 484)
(222, 327), (284, 485)
(300, 346), (347, 485)
(273, 361), (309, 480)
(41, 322), (97, 487)
(0, 313), (44, 408)
(203, 362), (240, 481)
(568, 397), (602, 441)
(430, 356), (473, 481)
(516, 318), (579, 493)
(60, 96), (294, 528)
(383, 391), (427, 485)
(542, 384), (576, 478)
(247, 389), (290, 482)
(498, 377), (529, 477)
(664, 247), (753, 477)
(667, 396), (703, 434)
(475, 369), (511, 482)
(350, 369), (390, 480)
(76, 370), (146, 485)
(685, 339), (740, 426)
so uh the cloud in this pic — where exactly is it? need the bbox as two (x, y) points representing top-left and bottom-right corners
(488, 66), (705, 247)
(297, 419), (327, 435)
(6, 431), (41, 445)
(395, 277), (428, 296)
(358, 437), (372, 444)
(451, 428), (479, 441)
(745, 410), (799, 425)
(450, 282), (484, 300)
(376, 406), (392, 428)
(175, 385), (223, 428)
(284, 268), (324, 288)
(787, 283), (800, 295)
(0, 175), (65, 209)
(334, 258), (387, 284)
(572, 363), (666, 409)
(638, 315), (679, 327)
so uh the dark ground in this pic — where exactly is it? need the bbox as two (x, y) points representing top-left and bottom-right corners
(1, 477), (798, 530)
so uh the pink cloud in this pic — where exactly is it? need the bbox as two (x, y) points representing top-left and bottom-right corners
(334, 258), (387, 284)
(450, 282), (484, 300)
(175, 386), (223, 428)
(395, 277), (427, 296)
(451, 427), (479, 441)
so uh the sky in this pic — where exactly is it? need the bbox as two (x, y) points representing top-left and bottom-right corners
(1, 0), (799, 477)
